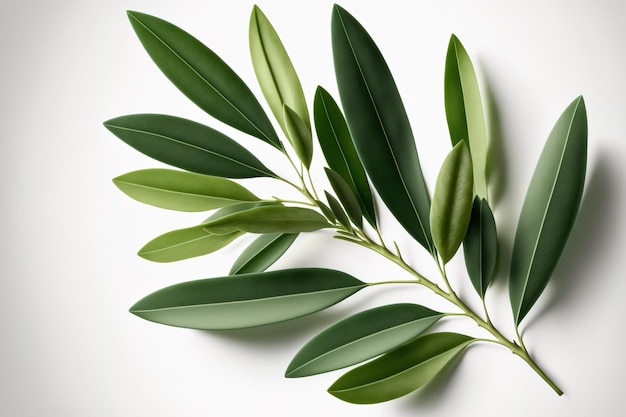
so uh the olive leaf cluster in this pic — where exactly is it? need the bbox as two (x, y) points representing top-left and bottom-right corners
(105, 4), (587, 404)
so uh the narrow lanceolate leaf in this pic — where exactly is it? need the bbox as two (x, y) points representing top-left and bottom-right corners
(249, 5), (310, 137)
(444, 34), (488, 199)
(113, 169), (259, 212)
(325, 191), (352, 231)
(126, 11), (281, 149)
(129, 268), (366, 329)
(510, 97), (587, 325)
(103, 114), (276, 179)
(430, 142), (474, 264)
(203, 205), (331, 235)
(283, 105), (313, 168)
(325, 168), (362, 229)
(328, 332), (475, 404)
(314, 87), (376, 226)
(332, 5), (433, 252)
(316, 199), (337, 223)
(230, 233), (298, 275)
(286, 304), (443, 378)
(464, 197), (498, 298)
(139, 224), (243, 263)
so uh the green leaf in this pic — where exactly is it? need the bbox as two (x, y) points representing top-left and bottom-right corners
(129, 268), (366, 329)
(314, 87), (376, 226)
(113, 169), (259, 212)
(230, 233), (299, 275)
(103, 114), (276, 179)
(126, 11), (281, 149)
(286, 304), (443, 378)
(444, 34), (488, 199)
(283, 105), (313, 168)
(203, 205), (331, 235)
(139, 225), (243, 263)
(328, 332), (474, 404)
(510, 96), (587, 325)
(315, 199), (336, 223)
(463, 197), (498, 298)
(430, 141), (474, 264)
(325, 168), (362, 229)
(325, 191), (352, 231)
(249, 6), (310, 136)
(332, 5), (433, 252)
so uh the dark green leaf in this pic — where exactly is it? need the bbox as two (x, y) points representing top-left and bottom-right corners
(430, 142), (474, 263)
(463, 197), (498, 298)
(286, 304), (443, 378)
(444, 34), (488, 199)
(325, 168), (362, 229)
(103, 114), (276, 179)
(284, 105), (313, 168)
(316, 199), (336, 223)
(314, 87), (376, 226)
(130, 268), (366, 329)
(332, 5), (433, 252)
(325, 191), (351, 231)
(126, 11), (281, 149)
(113, 169), (259, 212)
(230, 233), (298, 275)
(328, 332), (474, 404)
(510, 96), (587, 324)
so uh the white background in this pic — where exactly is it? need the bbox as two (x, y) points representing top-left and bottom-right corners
(2, 0), (625, 415)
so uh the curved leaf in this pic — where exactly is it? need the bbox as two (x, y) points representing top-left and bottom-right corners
(314, 87), (376, 226)
(430, 141), (474, 263)
(325, 191), (351, 231)
(103, 114), (276, 179)
(249, 6), (309, 136)
(203, 205), (331, 235)
(139, 225), (243, 263)
(328, 332), (475, 404)
(463, 197), (498, 298)
(230, 233), (298, 275)
(113, 169), (259, 212)
(126, 11), (281, 149)
(325, 168), (362, 229)
(444, 34), (488, 199)
(286, 304), (443, 378)
(129, 268), (366, 329)
(332, 5), (433, 252)
(316, 199), (336, 223)
(283, 105), (313, 168)
(510, 96), (587, 324)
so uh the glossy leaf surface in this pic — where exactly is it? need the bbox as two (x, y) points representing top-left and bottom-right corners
(325, 168), (362, 229)
(430, 142), (474, 264)
(284, 105), (313, 168)
(444, 34), (488, 199)
(286, 304), (443, 378)
(230, 233), (298, 275)
(328, 332), (474, 404)
(510, 97), (587, 324)
(130, 269), (366, 329)
(104, 114), (276, 178)
(463, 197), (498, 297)
(113, 169), (259, 212)
(314, 87), (376, 226)
(332, 5), (433, 252)
(127, 11), (281, 148)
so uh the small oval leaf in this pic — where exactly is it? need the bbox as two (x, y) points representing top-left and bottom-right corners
(129, 268), (366, 329)
(104, 114), (276, 179)
(463, 197), (498, 298)
(284, 105), (313, 168)
(230, 233), (299, 275)
(430, 141), (474, 263)
(510, 96), (587, 324)
(325, 168), (363, 229)
(286, 304), (443, 378)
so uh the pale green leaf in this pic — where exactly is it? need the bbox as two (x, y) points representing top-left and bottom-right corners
(230, 233), (298, 275)
(283, 104), (313, 168)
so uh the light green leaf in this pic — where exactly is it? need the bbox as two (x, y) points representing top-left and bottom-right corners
(430, 141), (474, 264)
(325, 168), (362, 229)
(249, 5), (309, 136)
(129, 268), (366, 329)
(325, 191), (352, 231)
(332, 5), (433, 252)
(510, 97), (587, 325)
(104, 114), (276, 179)
(314, 87), (376, 226)
(328, 332), (475, 404)
(126, 11), (281, 149)
(113, 169), (259, 212)
(286, 304), (443, 378)
(230, 233), (298, 275)
(444, 34), (488, 199)
(283, 105), (313, 168)
(203, 205), (331, 235)
(463, 197), (498, 298)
